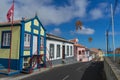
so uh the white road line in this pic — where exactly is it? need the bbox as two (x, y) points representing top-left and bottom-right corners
(62, 75), (69, 80)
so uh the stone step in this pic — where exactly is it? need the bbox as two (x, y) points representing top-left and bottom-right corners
(0, 64), (5, 70)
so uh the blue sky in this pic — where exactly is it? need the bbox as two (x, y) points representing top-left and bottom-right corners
(0, 0), (120, 50)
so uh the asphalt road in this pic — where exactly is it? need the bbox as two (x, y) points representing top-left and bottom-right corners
(22, 61), (106, 80)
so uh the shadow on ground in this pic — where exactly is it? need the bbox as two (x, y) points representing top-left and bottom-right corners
(81, 61), (106, 80)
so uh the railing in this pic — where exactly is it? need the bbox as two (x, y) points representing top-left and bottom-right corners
(46, 47), (52, 68)
(104, 57), (120, 80)
(46, 55), (52, 68)
(29, 55), (44, 73)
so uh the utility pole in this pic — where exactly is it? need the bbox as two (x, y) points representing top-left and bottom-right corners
(106, 30), (109, 54)
(111, 4), (116, 61)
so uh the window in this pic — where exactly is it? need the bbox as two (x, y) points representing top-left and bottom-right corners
(49, 44), (54, 59)
(70, 46), (72, 55)
(67, 46), (69, 56)
(56, 45), (60, 58)
(24, 33), (31, 48)
(40, 36), (44, 51)
(1, 31), (11, 48)
(82, 50), (85, 54)
(79, 51), (81, 55)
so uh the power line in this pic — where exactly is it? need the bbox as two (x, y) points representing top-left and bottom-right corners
(113, 0), (118, 15)
(107, 0), (118, 32)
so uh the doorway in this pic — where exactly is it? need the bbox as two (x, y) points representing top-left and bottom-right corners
(62, 45), (65, 59)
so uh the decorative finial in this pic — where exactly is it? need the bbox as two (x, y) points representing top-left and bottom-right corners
(35, 12), (38, 17)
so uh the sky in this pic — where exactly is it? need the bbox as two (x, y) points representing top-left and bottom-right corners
(0, 0), (120, 51)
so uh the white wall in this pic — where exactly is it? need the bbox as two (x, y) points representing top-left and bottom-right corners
(46, 39), (74, 61)
(64, 43), (74, 58)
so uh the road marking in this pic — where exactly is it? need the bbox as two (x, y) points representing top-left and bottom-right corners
(62, 75), (69, 80)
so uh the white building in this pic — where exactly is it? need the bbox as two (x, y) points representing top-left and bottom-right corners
(46, 34), (75, 65)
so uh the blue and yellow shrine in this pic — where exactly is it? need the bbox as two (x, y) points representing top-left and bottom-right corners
(0, 15), (46, 74)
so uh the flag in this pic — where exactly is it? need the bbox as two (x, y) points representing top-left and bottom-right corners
(7, 2), (14, 22)
(7, 0), (14, 73)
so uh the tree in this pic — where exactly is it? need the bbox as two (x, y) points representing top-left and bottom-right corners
(75, 20), (82, 31)
(88, 37), (93, 42)
(115, 48), (120, 54)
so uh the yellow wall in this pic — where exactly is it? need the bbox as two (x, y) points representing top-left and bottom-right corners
(25, 21), (31, 32)
(0, 26), (20, 59)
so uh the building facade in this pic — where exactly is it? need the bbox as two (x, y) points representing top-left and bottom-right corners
(0, 16), (46, 74)
(70, 38), (91, 62)
(46, 34), (75, 65)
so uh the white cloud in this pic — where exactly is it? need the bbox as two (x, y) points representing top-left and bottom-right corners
(0, 0), (11, 22)
(73, 0), (89, 18)
(70, 26), (95, 35)
(0, 0), (89, 25)
(89, 2), (110, 20)
(108, 32), (120, 36)
(0, 0), (116, 25)
(98, 2), (109, 9)
(89, 8), (103, 20)
(50, 28), (61, 36)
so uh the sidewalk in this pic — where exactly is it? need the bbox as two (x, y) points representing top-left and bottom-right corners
(0, 60), (77, 80)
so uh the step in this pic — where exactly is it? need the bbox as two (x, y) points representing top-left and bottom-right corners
(0, 66), (5, 70)
(0, 69), (20, 76)
(0, 64), (5, 70)
(22, 67), (31, 74)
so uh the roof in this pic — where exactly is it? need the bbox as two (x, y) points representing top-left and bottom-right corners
(46, 33), (74, 44)
(0, 20), (21, 27)
(74, 44), (85, 48)
(70, 38), (78, 43)
(0, 16), (39, 27)
(90, 48), (99, 53)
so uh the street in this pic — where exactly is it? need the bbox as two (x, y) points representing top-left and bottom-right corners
(22, 61), (106, 80)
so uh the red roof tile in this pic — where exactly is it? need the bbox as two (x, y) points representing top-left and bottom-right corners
(74, 44), (85, 48)
(90, 48), (99, 53)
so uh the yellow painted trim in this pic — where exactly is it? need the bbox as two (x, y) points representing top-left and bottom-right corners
(33, 29), (38, 34)
(34, 19), (39, 26)
(40, 51), (44, 54)
(40, 27), (44, 36)
(24, 51), (30, 56)
(25, 21), (31, 32)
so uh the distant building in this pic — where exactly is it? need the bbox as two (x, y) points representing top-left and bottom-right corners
(70, 39), (91, 62)
(115, 48), (120, 54)
(90, 48), (104, 61)
(98, 49), (104, 61)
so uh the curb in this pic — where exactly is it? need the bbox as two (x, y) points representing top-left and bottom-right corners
(0, 61), (78, 80)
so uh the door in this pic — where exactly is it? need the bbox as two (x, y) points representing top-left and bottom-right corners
(62, 45), (65, 59)
(32, 35), (38, 68)
(32, 35), (38, 55)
